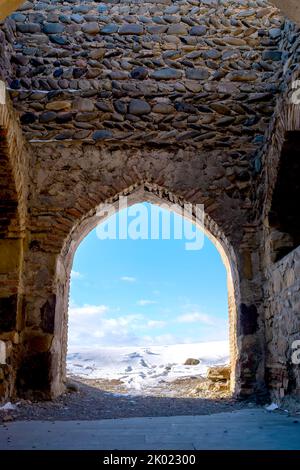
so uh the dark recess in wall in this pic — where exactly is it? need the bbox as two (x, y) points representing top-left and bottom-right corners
(269, 131), (300, 262)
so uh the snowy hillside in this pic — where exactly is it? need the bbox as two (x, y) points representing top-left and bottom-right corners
(67, 341), (229, 392)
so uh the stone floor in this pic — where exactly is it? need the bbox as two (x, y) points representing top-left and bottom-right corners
(0, 409), (299, 450)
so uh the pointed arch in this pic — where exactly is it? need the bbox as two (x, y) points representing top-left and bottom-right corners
(50, 183), (240, 397)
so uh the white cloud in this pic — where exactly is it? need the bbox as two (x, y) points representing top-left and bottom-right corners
(69, 304), (109, 317)
(67, 302), (228, 349)
(68, 303), (144, 348)
(71, 270), (83, 280)
(177, 312), (216, 326)
(137, 299), (157, 306)
(147, 320), (166, 328)
(120, 276), (136, 283)
(99, 315), (141, 329)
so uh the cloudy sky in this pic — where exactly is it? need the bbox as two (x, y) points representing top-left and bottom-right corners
(68, 203), (228, 350)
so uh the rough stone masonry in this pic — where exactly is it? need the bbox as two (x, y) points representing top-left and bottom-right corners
(0, 0), (299, 404)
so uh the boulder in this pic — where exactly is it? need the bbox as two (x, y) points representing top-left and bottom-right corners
(184, 358), (200, 366)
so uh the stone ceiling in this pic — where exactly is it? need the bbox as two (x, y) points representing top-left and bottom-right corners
(0, 0), (288, 158)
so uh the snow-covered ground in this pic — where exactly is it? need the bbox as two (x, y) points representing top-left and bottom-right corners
(67, 341), (229, 392)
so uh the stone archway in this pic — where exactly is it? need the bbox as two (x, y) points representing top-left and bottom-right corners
(16, 137), (267, 401)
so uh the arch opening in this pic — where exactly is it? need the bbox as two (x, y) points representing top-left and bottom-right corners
(52, 184), (241, 399)
(67, 202), (231, 398)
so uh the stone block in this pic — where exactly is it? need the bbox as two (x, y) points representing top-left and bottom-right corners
(0, 239), (20, 273)
(17, 352), (52, 396)
(207, 365), (231, 382)
(25, 334), (53, 354)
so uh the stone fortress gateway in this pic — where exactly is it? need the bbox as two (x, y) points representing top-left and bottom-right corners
(0, 0), (299, 404)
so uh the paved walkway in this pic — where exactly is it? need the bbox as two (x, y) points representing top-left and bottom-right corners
(0, 409), (299, 450)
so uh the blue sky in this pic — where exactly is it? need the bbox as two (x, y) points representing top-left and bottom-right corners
(68, 203), (228, 349)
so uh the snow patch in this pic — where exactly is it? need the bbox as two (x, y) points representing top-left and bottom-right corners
(67, 340), (229, 393)
(0, 402), (17, 412)
(265, 403), (279, 411)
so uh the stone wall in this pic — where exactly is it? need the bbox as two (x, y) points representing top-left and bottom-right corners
(0, 96), (29, 401)
(258, 16), (300, 399)
(0, 16), (15, 83)
(264, 247), (300, 401)
(1, 1), (299, 25)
